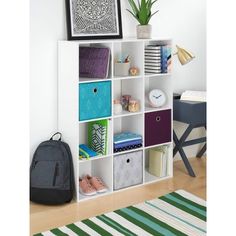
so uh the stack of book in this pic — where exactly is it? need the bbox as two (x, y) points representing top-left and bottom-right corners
(113, 131), (142, 153)
(145, 45), (172, 74)
(144, 45), (162, 74)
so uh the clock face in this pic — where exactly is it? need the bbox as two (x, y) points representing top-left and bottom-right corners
(149, 89), (166, 107)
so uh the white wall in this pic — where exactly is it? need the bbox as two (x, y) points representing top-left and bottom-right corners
(30, 0), (206, 159)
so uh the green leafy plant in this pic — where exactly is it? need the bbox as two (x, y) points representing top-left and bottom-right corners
(127, 0), (159, 25)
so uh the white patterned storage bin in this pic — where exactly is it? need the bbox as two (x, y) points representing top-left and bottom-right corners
(113, 151), (143, 190)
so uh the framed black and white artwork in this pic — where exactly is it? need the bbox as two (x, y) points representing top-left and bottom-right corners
(65, 0), (123, 40)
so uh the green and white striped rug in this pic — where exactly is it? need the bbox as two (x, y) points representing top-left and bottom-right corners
(34, 190), (206, 236)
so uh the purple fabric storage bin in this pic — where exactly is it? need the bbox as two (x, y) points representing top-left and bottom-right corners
(145, 109), (171, 147)
(79, 47), (110, 79)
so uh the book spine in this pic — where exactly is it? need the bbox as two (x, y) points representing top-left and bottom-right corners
(145, 44), (163, 74)
(167, 45), (172, 73)
(161, 45), (168, 73)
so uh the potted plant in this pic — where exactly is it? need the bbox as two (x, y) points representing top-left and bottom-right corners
(127, 0), (159, 39)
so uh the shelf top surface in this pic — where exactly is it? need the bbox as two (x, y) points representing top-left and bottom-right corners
(58, 37), (172, 44)
(79, 73), (171, 83)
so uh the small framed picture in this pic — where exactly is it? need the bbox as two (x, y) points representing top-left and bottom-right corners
(65, 0), (123, 40)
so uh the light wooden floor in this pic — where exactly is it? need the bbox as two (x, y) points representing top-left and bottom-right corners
(30, 157), (206, 235)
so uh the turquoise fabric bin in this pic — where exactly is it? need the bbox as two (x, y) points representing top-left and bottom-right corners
(79, 81), (111, 121)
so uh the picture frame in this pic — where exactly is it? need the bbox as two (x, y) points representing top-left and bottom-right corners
(65, 0), (123, 40)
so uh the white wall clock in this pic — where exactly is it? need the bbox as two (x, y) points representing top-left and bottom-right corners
(148, 89), (167, 107)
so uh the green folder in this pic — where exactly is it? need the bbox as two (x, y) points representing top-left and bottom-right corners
(88, 119), (108, 155)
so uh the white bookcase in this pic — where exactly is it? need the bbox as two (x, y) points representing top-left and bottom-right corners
(58, 38), (173, 202)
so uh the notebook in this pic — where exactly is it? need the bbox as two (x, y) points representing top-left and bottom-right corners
(180, 90), (206, 102)
(88, 119), (109, 155)
(79, 47), (110, 79)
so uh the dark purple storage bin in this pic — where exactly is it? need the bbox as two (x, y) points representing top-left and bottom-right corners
(145, 109), (171, 147)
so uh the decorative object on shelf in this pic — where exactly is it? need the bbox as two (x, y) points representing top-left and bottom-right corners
(121, 95), (131, 111)
(113, 131), (142, 153)
(114, 55), (131, 76)
(145, 44), (172, 74)
(114, 62), (131, 76)
(79, 47), (110, 79)
(148, 89), (167, 108)
(65, 0), (123, 40)
(113, 99), (123, 115)
(88, 119), (109, 155)
(92, 124), (106, 155)
(126, 0), (159, 39)
(173, 45), (195, 65)
(148, 146), (168, 177)
(129, 66), (139, 76)
(128, 99), (140, 112)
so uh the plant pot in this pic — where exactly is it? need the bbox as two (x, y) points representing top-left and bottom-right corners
(136, 24), (152, 39)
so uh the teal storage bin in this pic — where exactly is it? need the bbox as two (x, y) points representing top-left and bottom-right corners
(79, 81), (111, 121)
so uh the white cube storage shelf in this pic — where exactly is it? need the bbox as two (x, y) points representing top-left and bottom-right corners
(58, 38), (173, 202)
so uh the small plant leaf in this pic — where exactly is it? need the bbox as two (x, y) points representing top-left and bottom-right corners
(139, 0), (148, 24)
(128, 0), (139, 15)
(137, 0), (141, 10)
(126, 9), (141, 24)
(151, 0), (158, 7)
(147, 10), (159, 23)
(127, 0), (159, 25)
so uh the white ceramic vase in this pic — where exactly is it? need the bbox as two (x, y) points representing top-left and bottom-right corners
(136, 24), (152, 39)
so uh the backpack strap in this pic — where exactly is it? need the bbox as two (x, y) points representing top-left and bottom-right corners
(50, 132), (62, 141)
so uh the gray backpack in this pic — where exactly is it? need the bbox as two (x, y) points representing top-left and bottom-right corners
(30, 132), (75, 204)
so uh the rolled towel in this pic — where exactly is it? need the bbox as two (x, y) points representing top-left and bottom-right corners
(79, 144), (97, 159)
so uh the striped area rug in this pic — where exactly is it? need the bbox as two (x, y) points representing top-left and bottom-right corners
(34, 190), (206, 236)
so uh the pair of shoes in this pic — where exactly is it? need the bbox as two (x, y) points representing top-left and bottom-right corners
(79, 175), (108, 196)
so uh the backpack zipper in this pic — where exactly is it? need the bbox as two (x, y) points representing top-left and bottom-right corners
(33, 161), (38, 169)
(53, 163), (59, 186)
